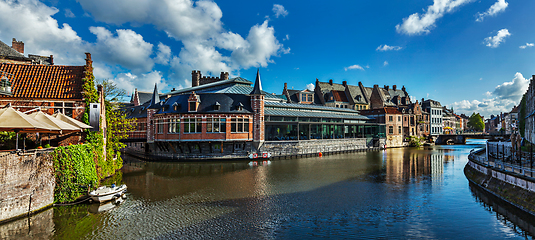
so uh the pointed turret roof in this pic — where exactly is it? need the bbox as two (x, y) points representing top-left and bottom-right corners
(250, 69), (264, 95)
(148, 83), (160, 109)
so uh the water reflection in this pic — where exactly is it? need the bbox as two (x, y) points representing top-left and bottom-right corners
(1, 141), (534, 239)
(469, 182), (535, 238)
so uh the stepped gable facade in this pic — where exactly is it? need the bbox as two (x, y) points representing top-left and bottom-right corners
(314, 79), (369, 110)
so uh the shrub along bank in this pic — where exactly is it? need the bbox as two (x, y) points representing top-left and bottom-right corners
(52, 68), (131, 203)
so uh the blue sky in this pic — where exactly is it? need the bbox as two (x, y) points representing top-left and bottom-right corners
(0, 0), (533, 118)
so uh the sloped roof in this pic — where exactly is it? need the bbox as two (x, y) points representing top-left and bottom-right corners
(316, 81), (345, 94)
(0, 40), (26, 59)
(360, 107), (402, 115)
(332, 90), (348, 102)
(137, 91), (152, 105)
(0, 63), (85, 99)
(346, 85), (367, 104)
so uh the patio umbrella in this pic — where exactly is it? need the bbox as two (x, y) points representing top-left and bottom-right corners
(28, 111), (81, 133)
(0, 107), (59, 150)
(52, 112), (93, 130)
(29, 111), (82, 146)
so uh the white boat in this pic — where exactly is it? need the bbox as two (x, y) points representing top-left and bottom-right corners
(89, 195), (126, 213)
(89, 184), (127, 203)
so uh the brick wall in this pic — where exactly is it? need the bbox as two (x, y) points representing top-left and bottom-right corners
(0, 150), (55, 223)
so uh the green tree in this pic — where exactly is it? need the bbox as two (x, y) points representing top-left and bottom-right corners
(468, 112), (485, 132)
(98, 79), (135, 173)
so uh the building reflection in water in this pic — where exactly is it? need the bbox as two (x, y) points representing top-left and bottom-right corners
(383, 148), (454, 184)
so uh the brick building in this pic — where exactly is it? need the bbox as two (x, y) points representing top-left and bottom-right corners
(0, 38), (93, 146)
(123, 70), (386, 158)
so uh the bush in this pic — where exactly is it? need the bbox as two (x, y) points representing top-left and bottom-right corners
(52, 144), (98, 203)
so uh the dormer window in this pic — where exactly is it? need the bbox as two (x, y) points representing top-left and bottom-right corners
(214, 101), (221, 111)
(237, 102), (244, 111)
(188, 91), (200, 112)
(300, 92), (313, 103)
(189, 102), (197, 112)
(172, 102), (179, 111)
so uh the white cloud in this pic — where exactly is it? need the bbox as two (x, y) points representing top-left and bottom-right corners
(376, 44), (402, 51)
(476, 0), (508, 22)
(90, 27), (154, 72)
(396, 0), (472, 35)
(78, 0), (223, 41)
(493, 72), (529, 101)
(64, 8), (75, 18)
(0, 0), (85, 65)
(450, 72), (529, 118)
(272, 4), (288, 18)
(284, 34), (289, 41)
(154, 42), (172, 65)
(520, 43), (534, 49)
(79, 0), (287, 87)
(230, 20), (285, 69)
(306, 83), (314, 91)
(384, 61), (389, 66)
(484, 29), (510, 48)
(112, 70), (168, 92)
(345, 65), (365, 71)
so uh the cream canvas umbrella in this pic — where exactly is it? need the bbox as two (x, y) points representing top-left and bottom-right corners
(52, 112), (93, 130)
(28, 111), (81, 133)
(0, 107), (59, 149)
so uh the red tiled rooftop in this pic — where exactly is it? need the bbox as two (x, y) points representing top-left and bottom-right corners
(0, 63), (85, 100)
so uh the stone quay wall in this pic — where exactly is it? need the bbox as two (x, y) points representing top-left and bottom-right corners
(260, 138), (386, 157)
(0, 150), (55, 223)
(466, 151), (535, 215)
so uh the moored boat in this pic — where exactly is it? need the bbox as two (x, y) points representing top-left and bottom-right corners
(89, 184), (127, 203)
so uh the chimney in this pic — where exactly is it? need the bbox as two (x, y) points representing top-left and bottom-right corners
(284, 82), (288, 90)
(49, 55), (54, 65)
(85, 52), (92, 66)
(342, 81), (347, 87)
(402, 85), (406, 92)
(192, 70), (201, 87)
(11, 38), (24, 54)
(329, 79), (333, 85)
(393, 85), (397, 91)
(220, 72), (229, 80)
(421, 98), (424, 103)
(384, 85), (389, 90)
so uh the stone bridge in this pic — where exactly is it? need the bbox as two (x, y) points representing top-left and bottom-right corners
(435, 133), (510, 145)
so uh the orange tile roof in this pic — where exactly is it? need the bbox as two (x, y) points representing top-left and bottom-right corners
(0, 63), (85, 100)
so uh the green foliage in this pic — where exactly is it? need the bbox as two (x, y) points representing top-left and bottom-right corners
(0, 131), (16, 150)
(52, 73), (133, 203)
(407, 136), (425, 147)
(468, 112), (485, 132)
(519, 93), (526, 137)
(52, 144), (98, 203)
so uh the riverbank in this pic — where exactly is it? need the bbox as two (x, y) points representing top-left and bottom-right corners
(465, 150), (535, 216)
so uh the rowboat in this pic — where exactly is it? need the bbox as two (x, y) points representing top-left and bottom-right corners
(89, 184), (127, 203)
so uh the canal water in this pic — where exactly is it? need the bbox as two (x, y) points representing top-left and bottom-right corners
(2, 139), (535, 239)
